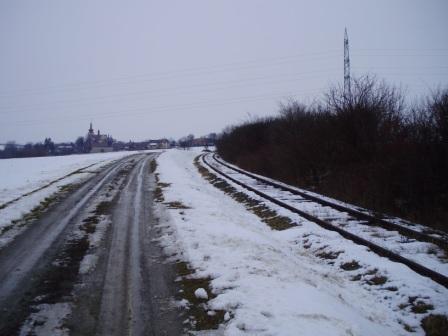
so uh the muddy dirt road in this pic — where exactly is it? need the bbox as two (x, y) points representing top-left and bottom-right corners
(0, 153), (182, 336)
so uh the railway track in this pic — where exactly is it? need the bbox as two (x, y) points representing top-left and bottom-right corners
(201, 153), (448, 288)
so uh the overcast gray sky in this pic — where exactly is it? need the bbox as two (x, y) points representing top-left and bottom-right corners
(1, 0), (447, 143)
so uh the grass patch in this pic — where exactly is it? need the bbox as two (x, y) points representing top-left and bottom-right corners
(38, 237), (90, 304)
(149, 159), (157, 173)
(164, 201), (191, 210)
(384, 286), (398, 291)
(264, 216), (295, 231)
(58, 183), (79, 193)
(399, 297), (435, 315)
(364, 268), (378, 275)
(421, 314), (448, 336)
(81, 216), (98, 234)
(340, 260), (361, 271)
(366, 275), (388, 286)
(316, 250), (343, 260)
(154, 173), (168, 202)
(175, 261), (225, 331)
(159, 182), (172, 188)
(94, 201), (113, 216)
(403, 323), (415, 332)
(81, 193), (116, 237)
(411, 301), (434, 314)
(195, 156), (294, 231)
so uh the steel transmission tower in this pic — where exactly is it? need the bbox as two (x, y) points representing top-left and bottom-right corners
(344, 28), (351, 99)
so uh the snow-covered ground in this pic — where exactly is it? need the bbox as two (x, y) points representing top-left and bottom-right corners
(205, 155), (448, 278)
(213, 155), (447, 239)
(0, 151), (147, 248)
(155, 148), (448, 336)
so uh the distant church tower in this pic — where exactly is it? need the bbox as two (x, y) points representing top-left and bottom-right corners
(89, 122), (94, 136)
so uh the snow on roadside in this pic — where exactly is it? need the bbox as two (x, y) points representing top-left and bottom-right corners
(154, 149), (448, 335)
(0, 151), (145, 249)
(19, 302), (71, 336)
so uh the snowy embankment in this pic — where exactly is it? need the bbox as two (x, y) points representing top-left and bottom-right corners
(0, 151), (144, 248)
(155, 149), (448, 336)
(206, 156), (448, 278)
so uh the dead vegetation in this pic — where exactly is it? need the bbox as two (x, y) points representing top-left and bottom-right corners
(175, 261), (225, 331)
(340, 260), (361, 271)
(316, 249), (343, 260)
(399, 296), (435, 315)
(150, 159), (170, 203)
(217, 79), (448, 232)
(347, 268), (390, 287)
(165, 201), (191, 209)
(149, 159), (157, 173)
(421, 314), (448, 336)
(366, 275), (388, 286)
(151, 159), (227, 331)
(195, 156), (294, 231)
(154, 173), (170, 202)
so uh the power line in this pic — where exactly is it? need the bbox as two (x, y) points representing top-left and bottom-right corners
(353, 65), (448, 70)
(0, 68), (340, 115)
(0, 50), (342, 98)
(1, 47), (445, 98)
(8, 88), (325, 127)
(354, 48), (448, 52)
(352, 53), (448, 57)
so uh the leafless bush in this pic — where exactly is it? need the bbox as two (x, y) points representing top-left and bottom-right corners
(216, 77), (448, 230)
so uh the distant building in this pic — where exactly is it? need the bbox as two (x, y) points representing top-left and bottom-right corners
(190, 137), (215, 147)
(147, 139), (170, 150)
(86, 123), (114, 153)
(55, 143), (75, 155)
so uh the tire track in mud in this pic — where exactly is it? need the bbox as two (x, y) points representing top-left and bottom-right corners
(96, 157), (148, 335)
(94, 154), (182, 336)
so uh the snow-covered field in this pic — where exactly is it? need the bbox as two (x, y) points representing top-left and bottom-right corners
(0, 151), (146, 248)
(155, 148), (448, 336)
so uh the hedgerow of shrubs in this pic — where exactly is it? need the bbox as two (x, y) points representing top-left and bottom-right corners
(217, 76), (448, 231)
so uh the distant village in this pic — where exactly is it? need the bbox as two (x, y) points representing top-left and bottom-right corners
(0, 123), (217, 159)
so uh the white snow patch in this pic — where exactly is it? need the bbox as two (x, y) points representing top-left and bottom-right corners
(79, 254), (99, 275)
(19, 302), (71, 336)
(88, 215), (111, 247)
(195, 288), (208, 300)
